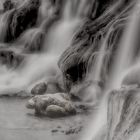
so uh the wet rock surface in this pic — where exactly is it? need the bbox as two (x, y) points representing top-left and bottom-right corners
(22, 28), (45, 53)
(31, 82), (47, 95)
(3, 0), (15, 12)
(58, 0), (135, 91)
(26, 93), (76, 117)
(0, 49), (24, 68)
(107, 86), (140, 140)
(4, 0), (41, 42)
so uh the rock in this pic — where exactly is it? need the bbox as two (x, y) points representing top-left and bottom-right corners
(70, 80), (102, 102)
(4, 0), (41, 42)
(65, 126), (83, 135)
(0, 49), (24, 68)
(3, 0), (14, 12)
(31, 82), (47, 95)
(46, 81), (63, 94)
(21, 28), (45, 53)
(58, 0), (134, 91)
(107, 86), (140, 140)
(121, 65), (140, 87)
(26, 93), (76, 117)
(51, 129), (59, 133)
(46, 74), (65, 94)
(46, 105), (67, 117)
(64, 103), (76, 115)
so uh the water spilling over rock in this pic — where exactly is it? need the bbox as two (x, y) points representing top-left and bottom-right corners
(1, 0), (140, 140)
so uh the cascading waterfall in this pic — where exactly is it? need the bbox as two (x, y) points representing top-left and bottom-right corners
(80, 0), (140, 140)
(0, 0), (89, 96)
(1, 0), (140, 140)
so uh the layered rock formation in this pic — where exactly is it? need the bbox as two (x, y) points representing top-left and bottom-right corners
(58, 0), (136, 91)
(106, 86), (140, 140)
(1, 0), (40, 43)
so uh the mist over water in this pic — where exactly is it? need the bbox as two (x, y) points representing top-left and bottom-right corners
(0, 0), (85, 95)
(82, 0), (140, 140)
(1, 0), (140, 140)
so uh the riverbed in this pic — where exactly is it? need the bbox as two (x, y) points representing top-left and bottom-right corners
(0, 98), (91, 140)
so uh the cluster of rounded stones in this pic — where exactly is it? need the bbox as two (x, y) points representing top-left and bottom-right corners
(26, 82), (76, 117)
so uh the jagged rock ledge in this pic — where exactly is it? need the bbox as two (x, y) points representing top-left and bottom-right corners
(106, 86), (140, 140)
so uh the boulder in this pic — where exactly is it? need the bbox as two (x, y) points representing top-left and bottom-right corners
(31, 82), (47, 95)
(26, 93), (76, 117)
(46, 105), (67, 117)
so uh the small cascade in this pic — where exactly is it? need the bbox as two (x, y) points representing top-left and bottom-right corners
(1, 0), (140, 140)
(0, 0), (88, 96)
(0, 10), (14, 42)
(108, 3), (140, 89)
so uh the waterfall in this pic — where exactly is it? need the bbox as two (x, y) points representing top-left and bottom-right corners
(1, 0), (140, 140)
(0, 0), (90, 96)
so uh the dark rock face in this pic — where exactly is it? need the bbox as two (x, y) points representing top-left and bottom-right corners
(31, 82), (47, 95)
(0, 49), (24, 68)
(107, 87), (140, 140)
(4, 0), (41, 42)
(3, 0), (15, 12)
(58, 0), (136, 91)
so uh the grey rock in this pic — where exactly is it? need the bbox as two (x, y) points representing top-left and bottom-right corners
(4, 0), (41, 42)
(58, 0), (135, 92)
(3, 0), (14, 12)
(46, 105), (67, 117)
(26, 93), (76, 117)
(0, 49), (24, 68)
(107, 86), (140, 140)
(31, 82), (47, 95)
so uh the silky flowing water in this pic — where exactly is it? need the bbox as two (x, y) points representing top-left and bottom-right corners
(0, 0), (140, 140)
